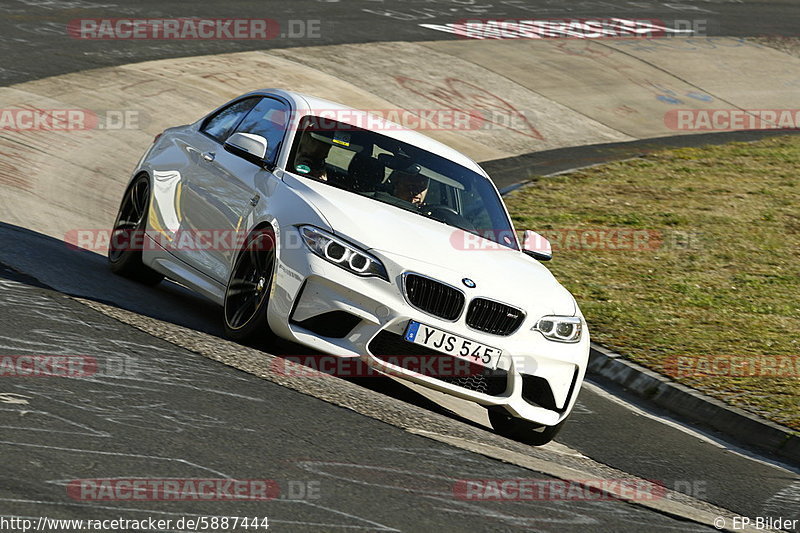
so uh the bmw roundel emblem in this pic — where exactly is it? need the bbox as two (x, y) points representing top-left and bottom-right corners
(462, 278), (476, 288)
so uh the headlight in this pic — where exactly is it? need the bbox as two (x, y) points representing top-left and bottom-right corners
(533, 316), (582, 343)
(299, 225), (388, 281)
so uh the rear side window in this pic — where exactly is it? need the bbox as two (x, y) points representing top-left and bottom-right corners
(234, 98), (290, 165)
(201, 97), (259, 143)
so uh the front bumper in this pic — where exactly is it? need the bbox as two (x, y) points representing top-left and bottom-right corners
(268, 227), (590, 426)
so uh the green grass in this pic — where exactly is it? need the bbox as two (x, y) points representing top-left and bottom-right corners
(503, 136), (800, 430)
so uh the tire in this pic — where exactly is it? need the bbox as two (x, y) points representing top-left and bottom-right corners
(223, 227), (277, 343)
(488, 410), (567, 446)
(108, 174), (164, 286)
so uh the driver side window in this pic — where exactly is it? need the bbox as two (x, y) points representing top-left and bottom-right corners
(234, 97), (290, 165)
(200, 97), (259, 143)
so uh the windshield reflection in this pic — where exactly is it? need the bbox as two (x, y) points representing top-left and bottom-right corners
(286, 116), (518, 250)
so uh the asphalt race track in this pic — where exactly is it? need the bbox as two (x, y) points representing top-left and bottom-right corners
(0, 221), (797, 532)
(1, 0), (799, 86)
(1, 262), (723, 533)
(1, 1), (799, 532)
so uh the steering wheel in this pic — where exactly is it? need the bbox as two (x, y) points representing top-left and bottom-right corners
(423, 204), (460, 218)
(422, 205), (477, 232)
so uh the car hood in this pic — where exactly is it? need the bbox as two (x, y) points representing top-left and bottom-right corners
(282, 172), (577, 316)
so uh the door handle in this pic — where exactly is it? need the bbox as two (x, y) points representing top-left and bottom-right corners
(250, 194), (260, 207)
(201, 151), (215, 162)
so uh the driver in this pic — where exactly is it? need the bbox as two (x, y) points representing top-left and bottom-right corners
(294, 132), (332, 181)
(392, 169), (429, 206)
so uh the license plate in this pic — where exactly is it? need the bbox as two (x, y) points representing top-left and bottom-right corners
(404, 321), (502, 369)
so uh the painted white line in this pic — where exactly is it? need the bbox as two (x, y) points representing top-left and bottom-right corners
(583, 381), (800, 475)
(762, 481), (800, 520)
(0, 393), (31, 404)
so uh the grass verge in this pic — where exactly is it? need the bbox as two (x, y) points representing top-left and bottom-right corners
(503, 135), (800, 430)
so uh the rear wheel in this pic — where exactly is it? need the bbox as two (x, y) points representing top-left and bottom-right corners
(108, 175), (164, 285)
(488, 410), (567, 446)
(223, 227), (277, 343)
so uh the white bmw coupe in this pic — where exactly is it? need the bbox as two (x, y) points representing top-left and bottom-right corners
(109, 89), (590, 445)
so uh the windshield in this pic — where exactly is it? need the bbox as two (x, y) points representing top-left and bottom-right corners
(286, 116), (518, 250)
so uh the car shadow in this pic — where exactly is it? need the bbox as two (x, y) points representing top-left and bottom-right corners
(0, 221), (487, 432)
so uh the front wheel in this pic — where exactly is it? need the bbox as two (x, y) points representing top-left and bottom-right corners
(488, 410), (567, 446)
(223, 227), (277, 343)
(108, 175), (164, 285)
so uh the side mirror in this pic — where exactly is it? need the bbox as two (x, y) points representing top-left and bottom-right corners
(521, 230), (552, 261)
(224, 132), (269, 166)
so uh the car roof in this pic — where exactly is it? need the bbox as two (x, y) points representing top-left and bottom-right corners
(250, 88), (487, 177)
